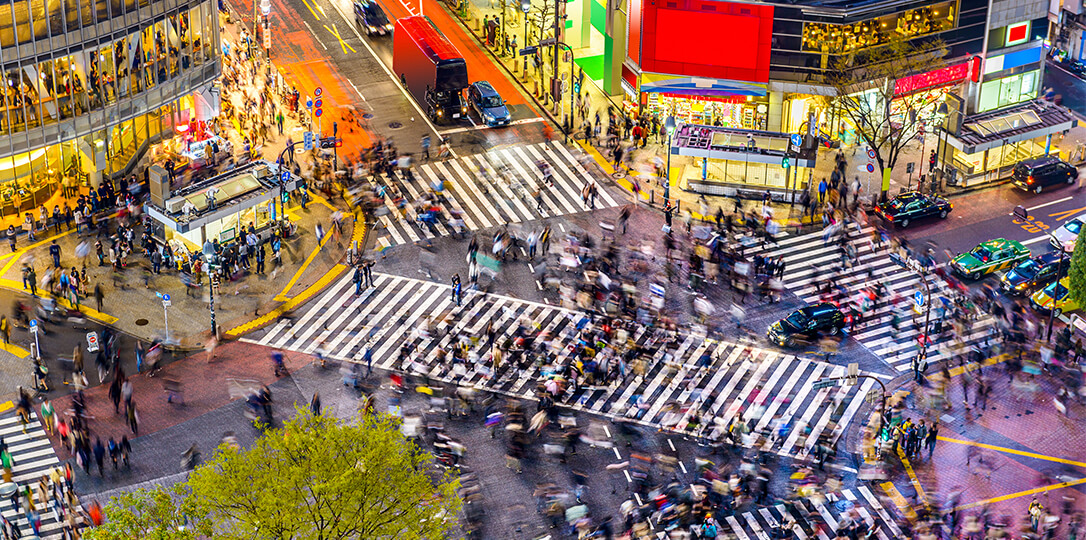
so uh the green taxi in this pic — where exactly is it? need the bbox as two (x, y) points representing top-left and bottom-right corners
(950, 238), (1031, 280)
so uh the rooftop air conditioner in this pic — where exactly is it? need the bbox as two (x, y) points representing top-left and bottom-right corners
(165, 196), (188, 214)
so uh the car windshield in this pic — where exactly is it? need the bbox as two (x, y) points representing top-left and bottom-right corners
(1066, 219), (1083, 235)
(1015, 259), (1040, 278)
(970, 246), (993, 262)
(783, 312), (808, 330)
(479, 95), (503, 108)
(888, 197), (914, 211)
(1049, 281), (1069, 300)
(364, 3), (388, 23)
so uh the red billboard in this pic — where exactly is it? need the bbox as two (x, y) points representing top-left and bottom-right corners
(637, 0), (773, 84)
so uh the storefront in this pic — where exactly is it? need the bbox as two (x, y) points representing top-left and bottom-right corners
(644, 93), (768, 130)
(942, 100), (1077, 186)
(669, 123), (817, 196)
(144, 160), (299, 251)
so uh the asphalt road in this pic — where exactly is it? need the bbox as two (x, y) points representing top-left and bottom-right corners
(1045, 58), (1086, 116)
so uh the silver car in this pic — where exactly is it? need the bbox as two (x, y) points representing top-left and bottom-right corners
(1051, 212), (1086, 252)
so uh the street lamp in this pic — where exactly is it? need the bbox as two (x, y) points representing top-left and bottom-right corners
(664, 116), (676, 204)
(933, 102), (949, 185)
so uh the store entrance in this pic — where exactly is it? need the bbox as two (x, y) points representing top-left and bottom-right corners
(645, 94), (767, 130)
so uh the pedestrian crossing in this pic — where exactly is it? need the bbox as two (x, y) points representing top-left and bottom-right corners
(244, 271), (878, 459)
(0, 411), (66, 538)
(363, 142), (621, 247)
(708, 485), (904, 540)
(752, 224), (996, 371)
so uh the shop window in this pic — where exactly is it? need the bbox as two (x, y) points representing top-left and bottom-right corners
(166, 15), (180, 78)
(30, 0), (48, 41)
(141, 24), (156, 91)
(801, 0), (958, 55)
(978, 69), (1039, 113)
(14, 0), (32, 45)
(0, 1), (16, 48)
(36, 59), (59, 126)
(64, 0), (80, 31)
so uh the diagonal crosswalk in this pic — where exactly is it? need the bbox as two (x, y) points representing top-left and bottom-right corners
(358, 142), (621, 247)
(0, 411), (67, 538)
(752, 224), (997, 371)
(246, 272), (877, 459)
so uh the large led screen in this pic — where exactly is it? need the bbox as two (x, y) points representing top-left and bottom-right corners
(638, 0), (773, 83)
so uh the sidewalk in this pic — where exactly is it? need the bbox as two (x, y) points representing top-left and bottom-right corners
(0, 15), (367, 349)
(878, 360), (1086, 535)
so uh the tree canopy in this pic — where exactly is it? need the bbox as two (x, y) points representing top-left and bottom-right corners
(827, 38), (949, 200)
(1068, 232), (1086, 308)
(84, 411), (461, 540)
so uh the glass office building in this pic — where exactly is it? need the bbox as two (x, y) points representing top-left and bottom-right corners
(0, 0), (220, 217)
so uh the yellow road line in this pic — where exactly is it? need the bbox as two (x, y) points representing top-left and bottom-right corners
(225, 217), (367, 339)
(879, 481), (917, 521)
(954, 477), (1086, 512)
(325, 23), (356, 54)
(937, 436), (1086, 468)
(273, 224), (339, 302)
(0, 228), (78, 277)
(896, 447), (929, 506)
(226, 263), (348, 338)
(947, 353), (1012, 378)
(0, 402), (12, 413)
(300, 0), (321, 19)
(0, 342), (28, 359)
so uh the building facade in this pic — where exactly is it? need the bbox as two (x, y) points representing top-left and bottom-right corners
(0, 0), (221, 217)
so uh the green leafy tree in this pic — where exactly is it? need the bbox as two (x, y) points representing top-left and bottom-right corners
(86, 412), (461, 540)
(1068, 233), (1086, 308)
(81, 488), (208, 540)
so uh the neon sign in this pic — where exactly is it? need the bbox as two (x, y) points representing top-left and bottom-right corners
(893, 58), (979, 96)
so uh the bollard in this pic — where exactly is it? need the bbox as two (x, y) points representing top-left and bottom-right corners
(534, 80), (539, 97)
(475, 18), (481, 31)
(650, 190), (654, 205)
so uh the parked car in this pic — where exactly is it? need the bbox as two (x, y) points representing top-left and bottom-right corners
(1011, 157), (1078, 194)
(873, 191), (952, 228)
(951, 238), (1031, 280)
(1051, 212), (1086, 252)
(1000, 252), (1065, 295)
(354, 0), (392, 36)
(1030, 277), (1081, 316)
(767, 303), (845, 348)
(466, 81), (511, 127)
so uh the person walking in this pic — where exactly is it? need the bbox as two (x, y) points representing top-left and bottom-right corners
(925, 422), (939, 459)
(256, 243), (266, 274)
(451, 274), (462, 306)
(93, 283), (104, 312)
(0, 316), (8, 345)
(48, 240), (60, 268)
(362, 259), (374, 287)
(353, 263), (364, 294)
(6, 225), (15, 253)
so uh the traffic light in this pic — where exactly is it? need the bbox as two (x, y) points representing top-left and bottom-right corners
(320, 137), (343, 149)
(781, 156), (790, 168)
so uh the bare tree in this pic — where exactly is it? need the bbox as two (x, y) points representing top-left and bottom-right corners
(827, 38), (949, 202)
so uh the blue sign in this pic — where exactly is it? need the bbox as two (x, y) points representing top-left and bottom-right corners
(303, 131), (314, 151)
(162, 293), (170, 301)
(866, 163), (875, 173)
(314, 87), (322, 97)
(915, 291), (925, 307)
(306, 97), (313, 109)
(314, 99), (323, 109)
(315, 109), (323, 118)
(28, 320), (36, 328)
(281, 171), (290, 183)
(790, 134), (803, 147)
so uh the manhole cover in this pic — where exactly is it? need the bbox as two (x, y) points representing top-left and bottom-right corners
(135, 318), (149, 326)
(362, 113), (374, 119)
(388, 121), (403, 129)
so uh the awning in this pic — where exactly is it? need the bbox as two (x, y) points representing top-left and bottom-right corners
(944, 100), (1078, 154)
(640, 72), (768, 97)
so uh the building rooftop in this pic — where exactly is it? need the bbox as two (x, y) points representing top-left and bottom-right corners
(952, 100), (1079, 153)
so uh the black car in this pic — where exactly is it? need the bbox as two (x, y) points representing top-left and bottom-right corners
(354, 0), (392, 36)
(767, 303), (845, 347)
(873, 191), (952, 228)
(1012, 157), (1078, 194)
(1000, 252), (1065, 295)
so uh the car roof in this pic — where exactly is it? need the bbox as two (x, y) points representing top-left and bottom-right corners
(804, 302), (839, 316)
(893, 191), (923, 201)
(978, 238), (1026, 251)
(471, 81), (499, 96)
(1018, 157), (1063, 169)
(1036, 252), (1062, 265)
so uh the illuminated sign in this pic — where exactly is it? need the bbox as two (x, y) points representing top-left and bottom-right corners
(893, 58), (979, 96)
(984, 45), (1044, 75)
(1005, 21), (1031, 47)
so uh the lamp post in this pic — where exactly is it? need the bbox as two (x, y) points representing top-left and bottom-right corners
(933, 102), (949, 184)
(155, 292), (172, 344)
(664, 116), (676, 204)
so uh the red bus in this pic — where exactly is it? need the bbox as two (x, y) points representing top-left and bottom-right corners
(393, 16), (469, 123)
